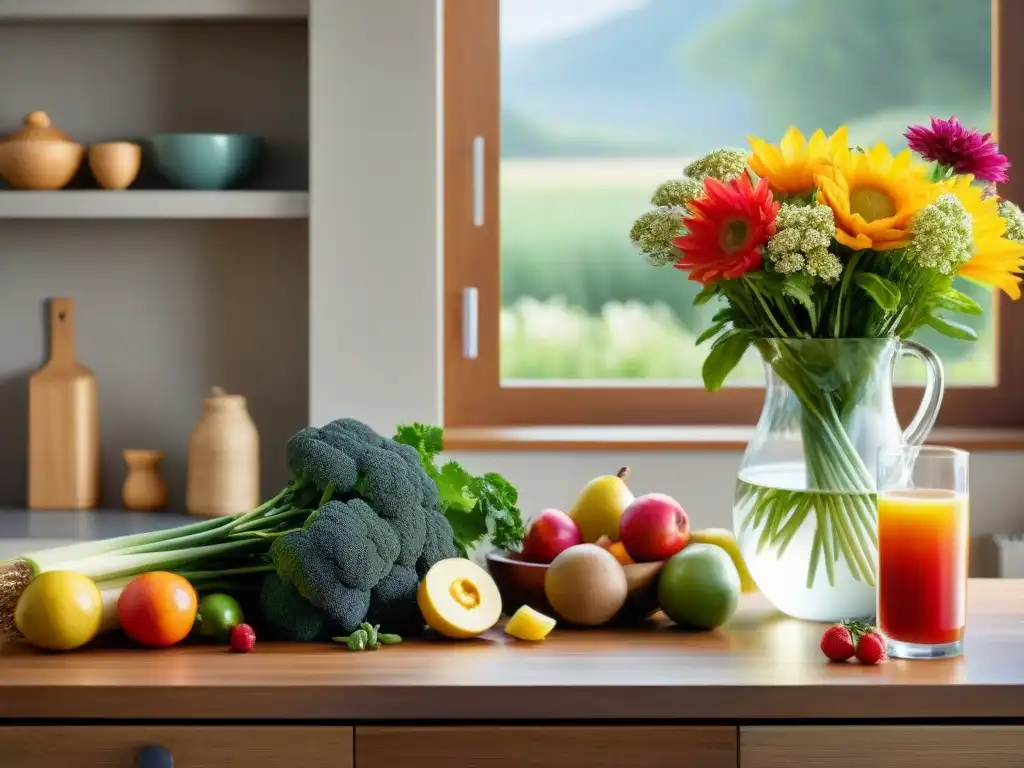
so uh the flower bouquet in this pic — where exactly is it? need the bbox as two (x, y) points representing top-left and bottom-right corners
(630, 118), (1024, 619)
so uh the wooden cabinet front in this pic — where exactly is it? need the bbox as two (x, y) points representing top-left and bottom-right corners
(741, 726), (1024, 768)
(0, 726), (353, 768)
(357, 726), (735, 768)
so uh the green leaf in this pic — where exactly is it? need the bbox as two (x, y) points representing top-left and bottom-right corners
(711, 307), (732, 324)
(702, 330), (752, 392)
(436, 460), (477, 513)
(782, 273), (818, 328)
(393, 423), (525, 556)
(470, 472), (525, 552)
(693, 283), (720, 306)
(393, 423), (444, 478)
(444, 508), (490, 558)
(854, 272), (901, 311)
(938, 288), (984, 315)
(695, 321), (728, 346)
(925, 314), (978, 341)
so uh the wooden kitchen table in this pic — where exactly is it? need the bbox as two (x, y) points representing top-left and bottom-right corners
(1, 579), (1023, 767)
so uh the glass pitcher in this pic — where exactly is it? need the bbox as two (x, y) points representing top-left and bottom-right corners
(732, 338), (944, 622)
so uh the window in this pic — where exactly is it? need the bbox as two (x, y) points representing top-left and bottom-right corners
(445, 0), (1024, 429)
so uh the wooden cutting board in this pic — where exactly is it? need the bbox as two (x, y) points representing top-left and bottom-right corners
(28, 298), (100, 510)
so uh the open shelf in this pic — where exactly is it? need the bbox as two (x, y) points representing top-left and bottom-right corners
(0, 191), (309, 219)
(0, 7), (311, 509)
(0, 219), (308, 506)
(0, 0), (308, 19)
(0, 20), (309, 190)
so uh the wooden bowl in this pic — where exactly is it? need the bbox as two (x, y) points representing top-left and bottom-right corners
(486, 550), (552, 615)
(89, 141), (142, 190)
(485, 550), (665, 624)
(0, 140), (84, 190)
(615, 560), (664, 624)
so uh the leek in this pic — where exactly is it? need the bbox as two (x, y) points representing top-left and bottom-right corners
(0, 483), (318, 639)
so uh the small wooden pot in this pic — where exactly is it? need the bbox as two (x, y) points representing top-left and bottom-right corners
(122, 449), (168, 511)
(0, 111), (85, 190)
(89, 141), (141, 190)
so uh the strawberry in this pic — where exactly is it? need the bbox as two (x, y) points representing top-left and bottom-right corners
(854, 630), (887, 665)
(230, 623), (256, 653)
(820, 624), (856, 662)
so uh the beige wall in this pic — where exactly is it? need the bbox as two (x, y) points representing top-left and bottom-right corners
(308, 0), (1024, 576)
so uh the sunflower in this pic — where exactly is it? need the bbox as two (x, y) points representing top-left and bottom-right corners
(748, 126), (848, 197)
(815, 142), (936, 251)
(672, 175), (780, 284)
(946, 176), (1024, 299)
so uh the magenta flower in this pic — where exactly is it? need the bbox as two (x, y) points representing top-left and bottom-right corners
(904, 116), (1010, 183)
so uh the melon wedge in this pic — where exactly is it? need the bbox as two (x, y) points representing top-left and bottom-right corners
(505, 605), (557, 641)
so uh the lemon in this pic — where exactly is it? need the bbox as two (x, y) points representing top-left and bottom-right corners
(15, 571), (103, 651)
(690, 528), (758, 594)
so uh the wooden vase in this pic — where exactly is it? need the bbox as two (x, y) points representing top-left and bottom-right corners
(122, 449), (167, 511)
(186, 386), (260, 517)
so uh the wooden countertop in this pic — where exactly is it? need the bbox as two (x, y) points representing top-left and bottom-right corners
(1, 579), (1023, 723)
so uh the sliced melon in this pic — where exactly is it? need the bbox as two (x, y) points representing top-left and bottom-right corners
(418, 558), (502, 639)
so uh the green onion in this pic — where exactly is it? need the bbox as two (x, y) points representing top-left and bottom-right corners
(0, 482), (318, 640)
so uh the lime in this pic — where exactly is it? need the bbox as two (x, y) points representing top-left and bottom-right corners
(658, 544), (741, 630)
(195, 593), (245, 641)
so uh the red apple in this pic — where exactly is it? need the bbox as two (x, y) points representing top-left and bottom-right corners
(521, 509), (582, 564)
(618, 493), (690, 562)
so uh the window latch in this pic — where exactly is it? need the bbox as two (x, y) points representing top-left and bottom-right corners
(462, 287), (479, 360)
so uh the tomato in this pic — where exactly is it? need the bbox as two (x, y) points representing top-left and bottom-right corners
(117, 572), (197, 647)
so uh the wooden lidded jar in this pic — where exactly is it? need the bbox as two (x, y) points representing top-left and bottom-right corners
(187, 386), (259, 517)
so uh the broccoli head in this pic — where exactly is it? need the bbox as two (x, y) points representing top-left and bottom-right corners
(261, 418), (459, 639)
(260, 573), (329, 641)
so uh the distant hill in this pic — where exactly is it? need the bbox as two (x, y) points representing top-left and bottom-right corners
(501, 0), (749, 157)
(500, 0), (992, 159)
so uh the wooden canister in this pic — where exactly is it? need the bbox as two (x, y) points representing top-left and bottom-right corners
(186, 386), (259, 517)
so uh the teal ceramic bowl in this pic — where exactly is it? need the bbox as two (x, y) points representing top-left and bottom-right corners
(148, 133), (264, 190)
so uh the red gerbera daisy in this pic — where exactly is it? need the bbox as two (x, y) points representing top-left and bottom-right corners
(672, 175), (780, 284)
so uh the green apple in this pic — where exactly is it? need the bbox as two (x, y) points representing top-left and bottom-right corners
(658, 544), (741, 630)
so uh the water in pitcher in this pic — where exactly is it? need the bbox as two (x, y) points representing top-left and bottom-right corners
(733, 463), (878, 622)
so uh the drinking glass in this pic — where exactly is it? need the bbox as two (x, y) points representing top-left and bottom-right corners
(876, 446), (969, 659)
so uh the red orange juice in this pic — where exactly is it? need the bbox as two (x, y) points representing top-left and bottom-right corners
(877, 489), (969, 646)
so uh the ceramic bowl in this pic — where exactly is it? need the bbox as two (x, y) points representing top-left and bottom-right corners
(0, 111), (85, 190)
(89, 142), (142, 190)
(485, 550), (665, 624)
(148, 133), (264, 190)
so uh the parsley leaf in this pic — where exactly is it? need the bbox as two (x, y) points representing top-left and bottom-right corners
(394, 424), (525, 555)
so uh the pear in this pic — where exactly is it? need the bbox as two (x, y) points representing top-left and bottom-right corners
(568, 467), (635, 543)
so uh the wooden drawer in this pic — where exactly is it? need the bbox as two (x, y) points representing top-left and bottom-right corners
(0, 726), (352, 768)
(741, 726), (1024, 768)
(357, 726), (736, 768)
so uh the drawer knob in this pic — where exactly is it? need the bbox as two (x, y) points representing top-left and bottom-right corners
(137, 745), (173, 768)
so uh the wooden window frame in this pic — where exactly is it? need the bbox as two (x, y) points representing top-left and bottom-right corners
(444, 0), (1024, 429)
